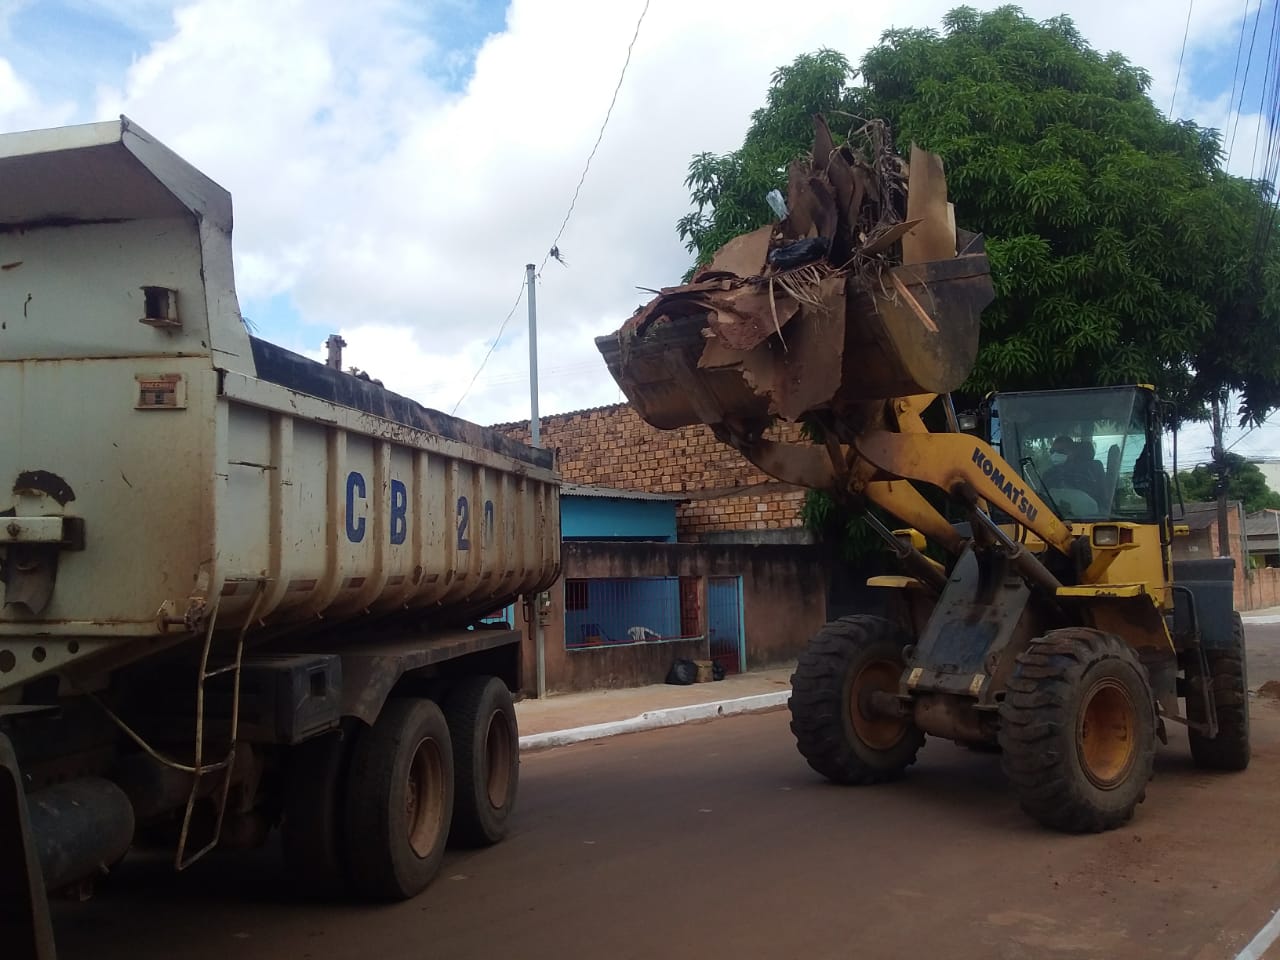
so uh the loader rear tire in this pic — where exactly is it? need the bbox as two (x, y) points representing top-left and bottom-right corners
(999, 628), (1155, 833)
(1188, 613), (1251, 771)
(344, 698), (454, 900)
(789, 616), (923, 784)
(443, 676), (519, 847)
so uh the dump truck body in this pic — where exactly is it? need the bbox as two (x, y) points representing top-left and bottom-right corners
(0, 118), (558, 949)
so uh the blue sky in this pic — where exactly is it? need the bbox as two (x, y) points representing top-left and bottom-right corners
(0, 0), (1276, 458)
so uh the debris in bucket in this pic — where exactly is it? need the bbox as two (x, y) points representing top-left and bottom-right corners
(596, 115), (994, 434)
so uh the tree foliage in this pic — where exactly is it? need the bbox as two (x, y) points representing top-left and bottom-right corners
(1177, 454), (1280, 512)
(678, 6), (1280, 427)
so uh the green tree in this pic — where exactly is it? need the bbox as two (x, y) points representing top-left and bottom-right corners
(678, 6), (1280, 425)
(1177, 454), (1280, 513)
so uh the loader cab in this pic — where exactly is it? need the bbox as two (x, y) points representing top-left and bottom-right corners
(986, 385), (1166, 525)
(984, 384), (1174, 603)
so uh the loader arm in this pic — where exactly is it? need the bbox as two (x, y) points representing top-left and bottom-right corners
(854, 430), (1076, 555)
(725, 423), (1075, 561)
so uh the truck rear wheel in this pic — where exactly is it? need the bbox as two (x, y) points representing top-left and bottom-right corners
(443, 676), (519, 847)
(1188, 613), (1251, 771)
(789, 616), (923, 784)
(999, 628), (1155, 833)
(344, 698), (454, 900)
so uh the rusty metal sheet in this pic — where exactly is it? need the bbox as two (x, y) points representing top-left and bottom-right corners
(902, 145), (953, 264)
(783, 167), (838, 241)
(699, 224), (772, 280)
(759, 279), (848, 421)
(703, 282), (800, 352)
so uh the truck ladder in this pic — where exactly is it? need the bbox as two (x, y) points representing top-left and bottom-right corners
(174, 581), (267, 870)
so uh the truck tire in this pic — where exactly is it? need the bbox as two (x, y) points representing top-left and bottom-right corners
(999, 628), (1156, 833)
(443, 676), (519, 847)
(281, 726), (353, 899)
(344, 698), (454, 900)
(1188, 613), (1251, 771)
(789, 616), (924, 784)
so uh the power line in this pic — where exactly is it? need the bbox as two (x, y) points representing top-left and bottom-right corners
(1224, 0), (1255, 148)
(1247, 0), (1280, 183)
(422, 358), (609, 399)
(451, 277), (526, 415)
(1229, 0), (1266, 163)
(451, 1), (652, 417)
(1169, 0), (1195, 117)
(538, 0), (652, 276)
(1246, 0), (1280, 266)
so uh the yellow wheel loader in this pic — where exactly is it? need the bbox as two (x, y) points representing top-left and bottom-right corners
(597, 118), (1250, 832)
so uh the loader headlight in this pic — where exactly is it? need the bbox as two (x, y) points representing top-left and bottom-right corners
(1092, 525), (1120, 547)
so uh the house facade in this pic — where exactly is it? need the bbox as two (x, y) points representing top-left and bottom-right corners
(491, 406), (828, 695)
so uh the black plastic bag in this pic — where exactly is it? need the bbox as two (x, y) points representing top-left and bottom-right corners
(767, 236), (830, 269)
(666, 659), (697, 686)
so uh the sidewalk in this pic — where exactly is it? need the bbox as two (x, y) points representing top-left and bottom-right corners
(1244, 606), (1280, 624)
(516, 664), (794, 749)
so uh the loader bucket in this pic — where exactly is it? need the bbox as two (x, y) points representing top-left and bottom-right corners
(597, 246), (992, 431)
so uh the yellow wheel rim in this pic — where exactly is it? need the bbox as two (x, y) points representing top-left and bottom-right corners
(849, 659), (907, 750)
(1077, 678), (1138, 789)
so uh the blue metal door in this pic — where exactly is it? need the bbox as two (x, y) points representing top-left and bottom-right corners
(707, 576), (744, 674)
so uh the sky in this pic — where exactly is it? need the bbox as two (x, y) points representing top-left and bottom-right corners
(0, 0), (1277, 464)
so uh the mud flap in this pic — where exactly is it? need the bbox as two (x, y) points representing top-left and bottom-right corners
(0, 731), (56, 959)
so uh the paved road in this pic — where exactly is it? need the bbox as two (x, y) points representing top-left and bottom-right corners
(49, 626), (1280, 960)
(1246, 618), (1280, 693)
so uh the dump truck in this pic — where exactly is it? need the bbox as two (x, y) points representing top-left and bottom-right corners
(0, 117), (559, 957)
(599, 116), (1249, 834)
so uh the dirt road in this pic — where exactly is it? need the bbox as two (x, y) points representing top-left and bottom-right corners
(50, 702), (1280, 958)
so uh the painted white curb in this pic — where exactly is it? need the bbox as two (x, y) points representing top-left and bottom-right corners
(1235, 907), (1280, 960)
(519, 690), (790, 752)
(1242, 614), (1280, 625)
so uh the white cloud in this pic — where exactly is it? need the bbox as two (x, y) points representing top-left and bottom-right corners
(3, 0), (1275, 434)
(0, 56), (76, 130)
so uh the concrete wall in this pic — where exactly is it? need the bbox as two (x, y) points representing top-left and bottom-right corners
(519, 541), (826, 695)
(1243, 567), (1280, 611)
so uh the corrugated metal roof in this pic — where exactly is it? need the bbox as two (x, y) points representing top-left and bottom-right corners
(1245, 511), (1280, 537)
(560, 482), (686, 502)
(1176, 500), (1243, 531)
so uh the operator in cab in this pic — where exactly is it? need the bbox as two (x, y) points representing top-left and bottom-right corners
(1043, 435), (1106, 517)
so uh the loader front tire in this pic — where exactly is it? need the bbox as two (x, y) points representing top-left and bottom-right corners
(999, 628), (1156, 833)
(789, 616), (923, 784)
(1188, 613), (1251, 771)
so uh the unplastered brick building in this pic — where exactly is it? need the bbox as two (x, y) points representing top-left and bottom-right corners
(492, 403), (810, 541)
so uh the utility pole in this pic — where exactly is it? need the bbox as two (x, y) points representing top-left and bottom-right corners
(526, 263), (541, 448)
(525, 263), (546, 698)
(1212, 392), (1231, 558)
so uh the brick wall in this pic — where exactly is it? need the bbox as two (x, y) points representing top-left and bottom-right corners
(493, 404), (808, 538)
